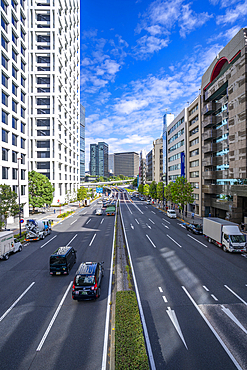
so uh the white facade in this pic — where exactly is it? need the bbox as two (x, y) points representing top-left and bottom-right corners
(27, 0), (80, 204)
(152, 138), (163, 183)
(0, 0), (29, 218)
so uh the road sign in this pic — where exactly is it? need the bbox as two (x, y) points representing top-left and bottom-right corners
(20, 219), (24, 223)
(96, 187), (103, 193)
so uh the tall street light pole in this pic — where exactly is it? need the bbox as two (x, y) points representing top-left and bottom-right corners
(17, 157), (22, 238)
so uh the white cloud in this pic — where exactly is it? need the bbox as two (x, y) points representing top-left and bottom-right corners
(216, 0), (247, 25)
(179, 4), (212, 38)
(115, 99), (149, 114)
(133, 35), (169, 58)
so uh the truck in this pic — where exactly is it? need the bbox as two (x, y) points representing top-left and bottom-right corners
(203, 217), (246, 253)
(84, 199), (90, 207)
(106, 206), (116, 216)
(25, 219), (51, 242)
(0, 231), (22, 260)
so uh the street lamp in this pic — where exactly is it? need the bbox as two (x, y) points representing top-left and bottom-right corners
(17, 157), (22, 238)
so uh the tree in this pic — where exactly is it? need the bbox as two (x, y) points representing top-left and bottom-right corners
(169, 177), (194, 213)
(0, 185), (19, 230)
(156, 182), (164, 201)
(143, 184), (149, 197)
(132, 178), (138, 187)
(149, 181), (157, 199)
(28, 171), (54, 211)
(77, 187), (87, 202)
(138, 184), (144, 194)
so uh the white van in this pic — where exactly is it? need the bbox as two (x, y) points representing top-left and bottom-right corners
(167, 209), (177, 218)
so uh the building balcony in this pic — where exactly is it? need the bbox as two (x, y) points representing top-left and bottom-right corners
(202, 101), (220, 115)
(203, 171), (217, 180)
(202, 184), (224, 194)
(202, 115), (216, 128)
(210, 198), (233, 211)
(230, 184), (247, 197)
(202, 143), (217, 154)
(202, 129), (216, 141)
(202, 156), (217, 166)
(216, 141), (228, 151)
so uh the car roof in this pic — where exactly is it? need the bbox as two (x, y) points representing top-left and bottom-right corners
(76, 262), (98, 275)
(51, 246), (74, 256)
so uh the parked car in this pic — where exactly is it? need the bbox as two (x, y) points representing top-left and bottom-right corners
(167, 209), (177, 218)
(95, 208), (103, 215)
(186, 223), (203, 234)
(72, 261), (104, 300)
(146, 200), (151, 204)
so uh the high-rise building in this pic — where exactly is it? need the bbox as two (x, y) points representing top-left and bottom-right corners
(0, 0), (29, 217)
(90, 142), (108, 177)
(108, 153), (114, 175)
(80, 104), (85, 182)
(163, 113), (174, 184)
(27, 0), (80, 203)
(139, 149), (146, 184)
(152, 138), (163, 183)
(146, 150), (152, 182)
(114, 152), (139, 177)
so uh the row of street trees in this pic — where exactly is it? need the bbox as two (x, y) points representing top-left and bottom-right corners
(136, 177), (194, 213)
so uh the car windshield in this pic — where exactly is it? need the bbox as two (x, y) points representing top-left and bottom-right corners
(75, 275), (95, 286)
(230, 235), (246, 243)
(169, 210), (175, 214)
(50, 256), (66, 266)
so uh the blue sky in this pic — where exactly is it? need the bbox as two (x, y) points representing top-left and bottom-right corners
(80, 0), (247, 170)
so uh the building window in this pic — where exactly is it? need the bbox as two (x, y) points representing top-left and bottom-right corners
(21, 75), (25, 87)
(12, 48), (17, 62)
(2, 166), (8, 179)
(21, 59), (25, 72)
(12, 150), (17, 162)
(190, 126), (199, 136)
(37, 129), (50, 136)
(1, 35), (8, 51)
(1, 1), (8, 13)
(37, 161), (50, 169)
(190, 137), (199, 147)
(2, 72), (8, 88)
(37, 97), (50, 105)
(2, 91), (8, 106)
(11, 0), (17, 11)
(21, 90), (25, 102)
(12, 99), (18, 113)
(21, 106), (25, 118)
(37, 14), (50, 21)
(2, 147), (8, 161)
(21, 185), (25, 195)
(21, 122), (25, 133)
(37, 140), (50, 148)
(12, 31), (18, 45)
(20, 43), (25, 56)
(20, 27), (25, 41)
(20, 11), (25, 25)
(12, 65), (17, 79)
(37, 76), (50, 84)
(12, 116), (17, 129)
(21, 153), (25, 164)
(190, 171), (199, 178)
(12, 167), (18, 180)
(21, 137), (25, 148)
(2, 53), (8, 69)
(2, 110), (8, 124)
(37, 34), (50, 43)
(12, 133), (17, 146)
(190, 160), (199, 167)
(37, 151), (50, 158)
(1, 16), (8, 32)
(37, 118), (50, 126)
(37, 108), (50, 114)
(190, 148), (199, 156)
(12, 82), (18, 96)
(192, 193), (199, 200)
(21, 169), (25, 180)
(192, 182), (199, 189)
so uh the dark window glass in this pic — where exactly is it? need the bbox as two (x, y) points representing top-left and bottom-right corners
(37, 35), (50, 43)
(2, 110), (8, 124)
(2, 147), (8, 160)
(37, 14), (50, 21)
(12, 150), (17, 162)
(37, 77), (50, 84)
(1, 16), (8, 31)
(2, 72), (8, 87)
(37, 161), (50, 169)
(37, 98), (50, 105)
(37, 118), (50, 126)
(12, 133), (17, 146)
(2, 91), (8, 106)
(2, 53), (8, 69)
(12, 117), (17, 129)
(2, 166), (8, 179)
(37, 140), (50, 148)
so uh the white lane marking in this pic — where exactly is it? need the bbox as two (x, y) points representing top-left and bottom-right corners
(89, 233), (96, 246)
(86, 218), (91, 224)
(100, 218), (104, 224)
(0, 282), (35, 323)
(221, 305), (247, 334)
(187, 234), (208, 248)
(166, 234), (182, 248)
(180, 224), (186, 229)
(146, 223), (151, 229)
(149, 218), (155, 224)
(224, 285), (247, 305)
(66, 234), (77, 246)
(40, 235), (57, 249)
(162, 218), (170, 224)
(131, 224), (134, 229)
(146, 235), (156, 248)
(70, 218), (78, 225)
(158, 287), (163, 293)
(162, 296), (168, 303)
(182, 286), (243, 370)
(132, 202), (144, 214)
(166, 307), (188, 350)
(135, 218), (139, 224)
(83, 211), (87, 215)
(36, 282), (72, 351)
(124, 200), (133, 214)
(151, 211), (156, 214)
(203, 286), (209, 292)
(120, 206), (156, 370)
(102, 205), (117, 370)
(162, 223), (169, 229)
(211, 294), (218, 301)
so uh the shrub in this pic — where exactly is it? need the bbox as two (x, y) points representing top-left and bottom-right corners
(115, 291), (149, 370)
(57, 211), (74, 218)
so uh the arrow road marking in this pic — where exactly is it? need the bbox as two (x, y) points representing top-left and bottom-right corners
(166, 307), (188, 350)
(221, 305), (247, 334)
(131, 224), (134, 229)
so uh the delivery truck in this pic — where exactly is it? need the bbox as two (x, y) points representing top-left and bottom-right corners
(203, 217), (246, 253)
(25, 219), (51, 242)
(84, 199), (90, 206)
(0, 231), (22, 260)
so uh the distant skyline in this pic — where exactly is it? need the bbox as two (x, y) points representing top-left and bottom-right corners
(80, 0), (247, 170)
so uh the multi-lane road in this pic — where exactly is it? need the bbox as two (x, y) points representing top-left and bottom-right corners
(1, 189), (247, 370)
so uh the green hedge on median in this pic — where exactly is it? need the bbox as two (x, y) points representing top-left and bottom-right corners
(115, 290), (149, 370)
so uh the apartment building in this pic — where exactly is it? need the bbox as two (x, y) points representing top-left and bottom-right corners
(0, 0), (29, 217)
(146, 149), (152, 182)
(114, 152), (139, 177)
(186, 96), (202, 216)
(90, 141), (108, 177)
(201, 28), (247, 222)
(167, 109), (186, 182)
(80, 104), (85, 182)
(27, 0), (80, 204)
(139, 149), (146, 184)
(152, 138), (163, 183)
(163, 113), (174, 184)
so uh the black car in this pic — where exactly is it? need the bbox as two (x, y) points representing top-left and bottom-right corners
(72, 261), (104, 300)
(186, 223), (203, 234)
